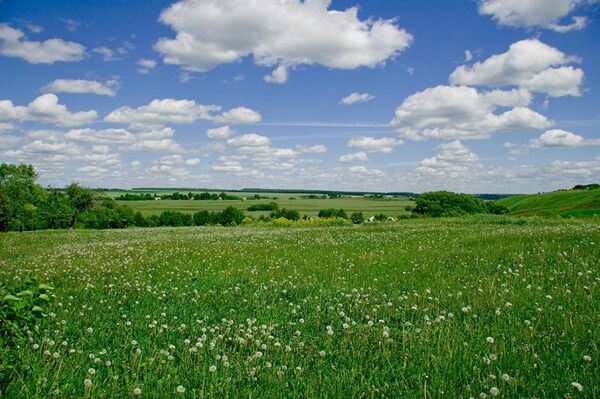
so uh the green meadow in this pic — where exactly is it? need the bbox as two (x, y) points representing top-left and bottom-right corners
(110, 192), (414, 218)
(498, 188), (600, 218)
(1, 217), (598, 398)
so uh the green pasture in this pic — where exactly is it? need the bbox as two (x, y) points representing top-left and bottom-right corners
(498, 188), (600, 217)
(1, 217), (598, 397)
(113, 194), (414, 217)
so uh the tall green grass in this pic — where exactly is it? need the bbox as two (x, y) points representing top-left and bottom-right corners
(499, 189), (600, 217)
(1, 218), (598, 397)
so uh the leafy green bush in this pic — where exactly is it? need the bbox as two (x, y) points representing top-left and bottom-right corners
(1, 280), (54, 338)
(318, 208), (348, 219)
(412, 191), (508, 217)
(372, 213), (387, 221)
(247, 202), (279, 211)
(215, 206), (245, 226)
(350, 212), (364, 224)
(0, 280), (55, 392)
(270, 208), (300, 220)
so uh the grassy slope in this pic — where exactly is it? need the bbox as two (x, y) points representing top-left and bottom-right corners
(498, 189), (600, 217)
(1, 218), (598, 397)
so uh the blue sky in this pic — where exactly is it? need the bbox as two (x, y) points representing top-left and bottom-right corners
(1, 0), (599, 193)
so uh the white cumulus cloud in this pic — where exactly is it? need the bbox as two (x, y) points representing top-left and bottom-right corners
(505, 129), (600, 157)
(137, 58), (157, 74)
(104, 98), (221, 130)
(0, 24), (86, 64)
(0, 94), (97, 127)
(417, 140), (482, 178)
(207, 125), (233, 140)
(155, 0), (413, 81)
(478, 0), (589, 32)
(42, 79), (119, 97)
(391, 85), (551, 140)
(226, 133), (270, 147)
(348, 166), (384, 177)
(263, 65), (289, 84)
(449, 39), (583, 97)
(339, 152), (368, 163)
(339, 92), (375, 105)
(347, 136), (401, 153)
(215, 107), (262, 124)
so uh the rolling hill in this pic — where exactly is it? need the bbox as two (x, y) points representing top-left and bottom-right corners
(498, 188), (600, 217)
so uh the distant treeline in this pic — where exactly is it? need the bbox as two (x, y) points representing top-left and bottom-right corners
(412, 191), (509, 217)
(0, 163), (250, 231)
(474, 193), (516, 200)
(128, 187), (416, 197)
(572, 184), (599, 191)
(247, 202), (279, 211)
(115, 192), (270, 201)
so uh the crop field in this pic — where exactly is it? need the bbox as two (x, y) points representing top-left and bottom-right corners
(113, 195), (414, 218)
(1, 217), (598, 398)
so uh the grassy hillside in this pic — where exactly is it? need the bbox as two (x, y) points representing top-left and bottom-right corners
(498, 188), (600, 217)
(1, 218), (598, 397)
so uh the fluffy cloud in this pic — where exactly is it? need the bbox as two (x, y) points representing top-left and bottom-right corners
(478, 0), (589, 32)
(92, 41), (134, 62)
(65, 128), (136, 144)
(0, 122), (15, 133)
(297, 144), (327, 154)
(348, 166), (384, 177)
(339, 92), (375, 105)
(391, 85), (551, 140)
(93, 47), (116, 61)
(450, 39), (583, 97)
(0, 24), (86, 64)
(137, 58), (157, 74)
(105, 99), (261, 129)
(484, 159), (600, 192)
(42, 79), (119, 97)
(147, 155), (195, 178)
(347, 136), (400, 153)
(155, 0), (412, 80)
(226, 133), (270, 147)
(532, 129), (588, 147)
(263, 65), (289, 84)
(215, 107), (262, 124)
(105, 99), (219, 129)
(505, 129), (600, 157)
(9, 140), (84, 157)
(339, 152), (368, 163)
(0, 94), (97, 127)
(129, 139), (184, 153)
(210, 161), (265, 178)
(417, 140), (482, 178)
(25, 126), (183, 154)
(207, 125), (233, 140)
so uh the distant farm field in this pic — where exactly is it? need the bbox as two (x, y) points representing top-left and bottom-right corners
(1, 218), (598, 397)
(110, 191), (414, 217)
